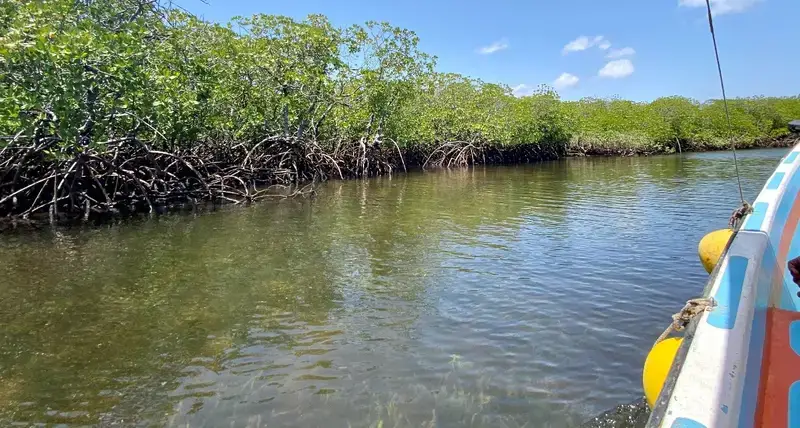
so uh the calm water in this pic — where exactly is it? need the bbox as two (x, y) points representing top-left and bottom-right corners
(0, 149), (788, 428)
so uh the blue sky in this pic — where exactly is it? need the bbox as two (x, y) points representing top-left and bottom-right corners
(183, 0), (799, 101)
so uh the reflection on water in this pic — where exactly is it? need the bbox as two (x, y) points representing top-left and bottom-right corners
(0, 149), (787, 427)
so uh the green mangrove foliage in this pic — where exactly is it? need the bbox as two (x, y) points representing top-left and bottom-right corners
(564, 96), (800, 154)
(1, 0), (799, 222)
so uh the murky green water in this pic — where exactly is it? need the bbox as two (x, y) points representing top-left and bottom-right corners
(0, 149), (788, 427)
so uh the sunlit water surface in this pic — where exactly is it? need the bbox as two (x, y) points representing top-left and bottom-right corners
(0, 148), (787, 427)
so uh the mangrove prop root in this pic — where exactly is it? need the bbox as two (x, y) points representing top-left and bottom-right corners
(1, 134), (794, 226)
(0, 136), (412, 224)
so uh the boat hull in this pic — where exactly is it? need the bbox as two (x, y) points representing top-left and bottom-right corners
(649, 144), (800, 428)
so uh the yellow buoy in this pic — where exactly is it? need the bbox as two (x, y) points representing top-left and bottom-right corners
(698, 228), (733, 274)
(643, 337), (682, 408)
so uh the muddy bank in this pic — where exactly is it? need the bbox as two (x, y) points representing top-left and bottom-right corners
(0, 135), (794, 228)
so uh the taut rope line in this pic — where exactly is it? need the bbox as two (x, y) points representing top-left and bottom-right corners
(704, 0), (747, 209)
(654, 2), (748, 344)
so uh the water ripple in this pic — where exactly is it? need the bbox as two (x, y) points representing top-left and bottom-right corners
(0, 149), (787, 428)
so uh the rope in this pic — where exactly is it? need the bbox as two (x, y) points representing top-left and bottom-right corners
(704, 0), (747, 207)
(653, 1), (739, 352)
(729, 202), (753, 230)
(655, 297), (716, 345)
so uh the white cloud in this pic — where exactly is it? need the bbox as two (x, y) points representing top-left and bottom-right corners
(598, 59), (634, 78)
(477, 39), (509, 54)
(679, 0), (762, 15)
(563, 36), (591, 54)
(563, 35), (610, 54)
(606, 47), (636, 58)
(511, 84), (535, 97)
(553, 73), (579, 90)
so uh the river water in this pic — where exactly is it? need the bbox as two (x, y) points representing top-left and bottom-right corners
(0, 148), (788, 428)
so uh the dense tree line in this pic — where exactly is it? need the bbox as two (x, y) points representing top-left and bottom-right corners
(1, 0), (798, 222)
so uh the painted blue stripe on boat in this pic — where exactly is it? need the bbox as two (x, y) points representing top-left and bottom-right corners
(744, 202), (769, 231)
(671, 417), (707, 428)
(785, 152), (799, 164)
(768, 172), (786, 190)
(737, 245), (773, 428)
(790, 321), (800, 357)
(790, 382), (800, 428)
(707, 256), (749, 329)
(737, 307), (767, 428)
(766, 166), (800, 252)
(749, 156), (800, 310)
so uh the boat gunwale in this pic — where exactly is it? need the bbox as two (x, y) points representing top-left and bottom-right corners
(646, 145), (800, 427)
(645, 228), (738, 427)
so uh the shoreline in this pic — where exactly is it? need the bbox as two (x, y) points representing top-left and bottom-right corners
(1, 135), (795, 230)
(5, 2), (800, 231)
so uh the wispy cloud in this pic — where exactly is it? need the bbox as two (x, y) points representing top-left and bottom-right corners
(592, 36), (612, 51)
(679, 0), (762, 15)
(606, 47), (636, 58)
(563, 35), (610, 54)
(511, 84), (535, 97)
(598, 59), (635, 78)
(477, 39), (509, 55)
(553, 73), (579, 90)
